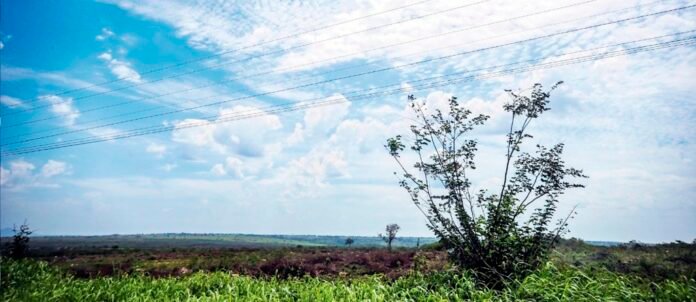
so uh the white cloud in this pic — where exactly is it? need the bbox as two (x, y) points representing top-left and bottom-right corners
(171, 118), (224, 152)
(286, 123), (305, 146)
(97, 52), (113, 61)
(41, 160), (69, 178)
(146, 142), (167, 158)
(1, 66), (112, 94)
(1, 159), (69, 190)
(95, 27), (115, 41)
(274, 146), (349, 198)
(210, 156), (245, 178)
(9, 160), (35, 178)
(0, 95), (25, 108)
(161, 163), (177, 172)
(225, 156), (244, 178)
(210, 163), (227, 176)
(172, 105), (283, 157)
(303, 94), (351, 135)
(98, 51), (142, 83)
(42, 94), (80, 126)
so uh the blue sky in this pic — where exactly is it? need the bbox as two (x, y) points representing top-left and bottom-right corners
(1, 0), (694, 242)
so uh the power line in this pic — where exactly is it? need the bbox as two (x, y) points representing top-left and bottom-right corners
(3, 4), (692, 145)
(4, 0), (617, 128)
(7, 38), (694, 156)
(3, 0), (490, 115)
(8, 0), (439, 107)
(3, 36), (693, 157)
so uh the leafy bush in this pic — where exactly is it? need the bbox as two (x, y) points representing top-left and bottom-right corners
(386, 83), (587, 287)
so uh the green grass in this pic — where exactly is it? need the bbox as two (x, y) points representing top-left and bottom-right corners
(2, 259), (694, 301)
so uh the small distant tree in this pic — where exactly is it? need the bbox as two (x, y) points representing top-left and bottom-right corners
(345, 237), (354, 247)
(8, 222), (33, 259)
(386, 82), (587, 287)
(379, 224), (400, 251)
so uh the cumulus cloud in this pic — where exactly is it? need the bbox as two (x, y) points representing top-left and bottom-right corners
(303, 94), (351, 134)
(276, 147), (349, 197)
(172, 105), (283, 157)
(146, 142), (167, 158)
(41, 160), (68, 178)
(0, 95), (26, 108)
(98, 51), (142, 83)
(9, 160), (35, 178)
(210, 156), (245, 178)
(286, 123), (305, 146)
(224, 156), (244, 178)
(210, 163), (227, 176)
(1, 159), (70, 190)
(42, 95), (80, 126)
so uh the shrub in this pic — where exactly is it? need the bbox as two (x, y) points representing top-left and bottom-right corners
(386, 83), (587, 287)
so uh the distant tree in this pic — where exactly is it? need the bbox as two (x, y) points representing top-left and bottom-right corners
(386, 82), (587, 287)
(8, 222), (32, 259)
(379, 224), (400, 251)
(416, 238), (421, 249)
(344, 237), (354, 247)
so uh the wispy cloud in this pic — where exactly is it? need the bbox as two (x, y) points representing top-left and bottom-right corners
(0, 95), (27, 108)
(95, 27), (115, 41)
(98, 51), (142, 83)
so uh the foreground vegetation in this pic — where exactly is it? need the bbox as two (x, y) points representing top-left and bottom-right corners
(2, 258), (694, 301)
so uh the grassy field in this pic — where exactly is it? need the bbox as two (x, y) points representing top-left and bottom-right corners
(2, 236), (695, 301)
(2, 258), (694, 301)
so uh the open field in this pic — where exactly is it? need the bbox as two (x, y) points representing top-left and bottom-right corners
(2, 235), (693, 281)
(2, 236), (695, 301)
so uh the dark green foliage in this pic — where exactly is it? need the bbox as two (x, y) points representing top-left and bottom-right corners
(386, 82), (587, 287)
(344, 237), (354, 247)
